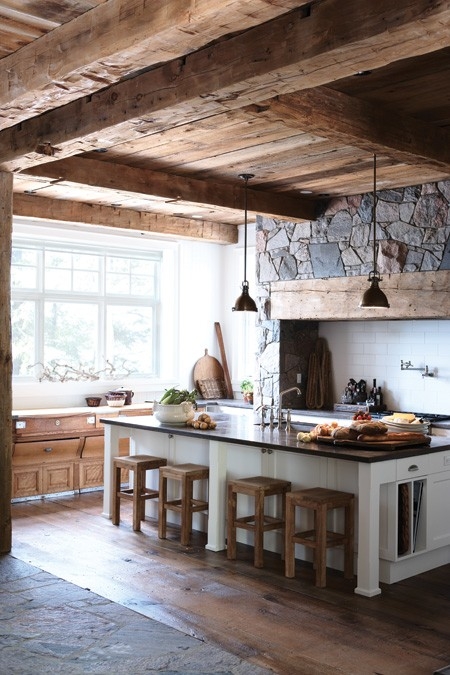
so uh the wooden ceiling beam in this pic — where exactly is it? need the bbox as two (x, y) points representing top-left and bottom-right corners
(262, 88), (450, 172)
(20, 157), (318, 222)
(13, 193), (238, 244)
(1, 0), (449, 172)
(0, 0), (305, 128)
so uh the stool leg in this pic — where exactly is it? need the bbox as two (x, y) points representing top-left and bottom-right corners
(254, 488), (264, 568)
(315, 503), (327, 588)
(284, 497), (295, 578)
(132, 467), (143, 532)
(112, 465), (121, 526)
(158, 473), (167, 539)
(344, 498), (355, 579)
(227, 484), (237, 561)
(180, 474), (191, 546)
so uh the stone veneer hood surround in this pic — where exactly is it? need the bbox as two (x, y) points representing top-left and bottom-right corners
(256, 180), (450, 322)
(254, 180), (450, 407)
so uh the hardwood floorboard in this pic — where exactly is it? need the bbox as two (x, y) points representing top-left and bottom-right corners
(11, 491), (450, 675)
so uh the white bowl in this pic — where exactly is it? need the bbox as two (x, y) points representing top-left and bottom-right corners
(106, 398), (125, 407)
(382, 416), (429, 434)
(153, 401), (195, 424)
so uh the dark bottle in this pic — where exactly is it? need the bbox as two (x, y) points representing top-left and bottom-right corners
(376, 386), (383, 407)
(372, 378), (377, 399)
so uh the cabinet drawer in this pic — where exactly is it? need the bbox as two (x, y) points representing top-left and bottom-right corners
(14, 414), (97, 436)
(396, 455), (429, 481)
(13, 438), (80, 465)
(429, 451), (450, 474)
(80, 435), (129, 458)
(95, 408), (152, 428)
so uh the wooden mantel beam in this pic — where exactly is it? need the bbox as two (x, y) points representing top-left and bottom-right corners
(21, 157), (318, 222)
(1, 0), (449, 172)
(13, 193), (238, 245)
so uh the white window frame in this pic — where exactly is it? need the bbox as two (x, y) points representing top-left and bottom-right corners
(12, 219), (179, 387)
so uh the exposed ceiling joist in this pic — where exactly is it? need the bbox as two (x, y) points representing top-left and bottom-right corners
(21, 157), (318, 222)
(0, 0), (306, 128)
(13, 192), (238, 244)
(1, 0), (449, 173)
(2, 0), (450, 237)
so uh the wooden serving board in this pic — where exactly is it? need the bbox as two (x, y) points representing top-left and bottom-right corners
(316, 435), (431, 451)
(193, 349), (225, 390)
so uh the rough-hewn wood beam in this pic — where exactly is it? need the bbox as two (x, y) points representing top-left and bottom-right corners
(0, 171), (12, 554)
(263, 88), (450, 172)
(270, 272), (450, 321)
(1, 0), (449, 171)
(0, 0), (304, 128)
(13, 193), (238, 244)
(21, 157), (318, 222)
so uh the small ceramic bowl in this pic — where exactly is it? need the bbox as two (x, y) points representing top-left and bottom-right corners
(86, 396), (102, 407)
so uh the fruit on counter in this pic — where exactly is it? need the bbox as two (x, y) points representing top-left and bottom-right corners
(159, 387), (198, 405)
(186, 412), (217, 430)
(352, 411), (372, 421)
(297, 431), (312, 442)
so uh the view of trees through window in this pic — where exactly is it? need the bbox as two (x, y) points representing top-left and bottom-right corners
(12, 241), (161, 380)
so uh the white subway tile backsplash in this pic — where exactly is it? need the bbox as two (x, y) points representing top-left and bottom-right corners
(319, 319), (450, 414)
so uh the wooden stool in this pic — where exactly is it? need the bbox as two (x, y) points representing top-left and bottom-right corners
(112, 454), (167, 532)
(284, 487), (355, 587)
(158, 463), (209, 546)
(227, 476), (292, 568)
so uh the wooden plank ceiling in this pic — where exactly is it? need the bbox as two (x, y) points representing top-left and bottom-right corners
(1, 0), (450, 244)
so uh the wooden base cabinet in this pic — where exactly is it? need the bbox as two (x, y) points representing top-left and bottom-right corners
(12, 406), (151, 499)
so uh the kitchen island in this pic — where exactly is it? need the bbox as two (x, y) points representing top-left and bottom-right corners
(101, 413), (450, 597)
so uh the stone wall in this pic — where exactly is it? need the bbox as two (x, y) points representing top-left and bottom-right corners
(257, 180), (450, 284)
(255, 180), (450, 408)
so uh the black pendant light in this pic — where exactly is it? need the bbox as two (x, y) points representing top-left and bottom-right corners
(232, 173), (257, 312)
(359, 154), (390, 309)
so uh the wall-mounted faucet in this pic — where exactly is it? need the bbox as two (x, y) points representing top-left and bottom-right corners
(400, 360), (435, 377)
(278, 387), (301, 428)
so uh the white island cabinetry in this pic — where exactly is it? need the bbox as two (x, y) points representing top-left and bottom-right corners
(102, 415), (450, 597)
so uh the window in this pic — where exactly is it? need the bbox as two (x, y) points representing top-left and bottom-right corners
(12, 238), (162, 380)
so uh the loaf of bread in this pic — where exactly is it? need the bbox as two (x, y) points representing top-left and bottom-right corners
(350, 420), (388, 436)
(331, 426), (358, 440)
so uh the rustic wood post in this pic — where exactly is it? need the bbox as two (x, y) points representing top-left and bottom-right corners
(0, 171), (13, 554)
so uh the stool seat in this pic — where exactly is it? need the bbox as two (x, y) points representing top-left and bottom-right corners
(158, 463), (209, 546)
(112, 454), (167, 532)
(285, 487), (354, 587)
(227, 476), (291, 568)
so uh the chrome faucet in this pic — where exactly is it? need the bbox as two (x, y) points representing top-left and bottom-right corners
(278, 387), (301, 428)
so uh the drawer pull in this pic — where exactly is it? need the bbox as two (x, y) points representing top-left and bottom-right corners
(43, 447), (53, 453)
(55, 420), (61, 426)
(408, 464), (419, 472)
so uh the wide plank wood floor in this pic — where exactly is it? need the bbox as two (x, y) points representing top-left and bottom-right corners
(10, 491), (450, 675)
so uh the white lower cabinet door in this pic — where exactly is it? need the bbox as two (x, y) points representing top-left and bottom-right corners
(427, 470), (450, 550)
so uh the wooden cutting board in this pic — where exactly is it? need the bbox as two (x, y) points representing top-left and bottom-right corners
(193, 349), (225, 384)
(316, 435), (431, 450)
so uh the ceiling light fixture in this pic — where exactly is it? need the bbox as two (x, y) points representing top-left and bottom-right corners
(232, 173), (257, 312)
(359, 154), (390, 309)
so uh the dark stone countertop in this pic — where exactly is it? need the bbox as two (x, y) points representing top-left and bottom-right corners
(101, 413), (450, 464)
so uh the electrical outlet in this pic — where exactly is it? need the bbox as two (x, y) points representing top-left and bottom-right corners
(296, 373), (302, 384)
(444, 455), (450, 466)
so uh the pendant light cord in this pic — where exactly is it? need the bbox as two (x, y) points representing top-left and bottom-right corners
(372, 153), (377, 274)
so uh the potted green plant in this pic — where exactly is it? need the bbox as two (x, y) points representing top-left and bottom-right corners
(240, 378), (254, 404)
